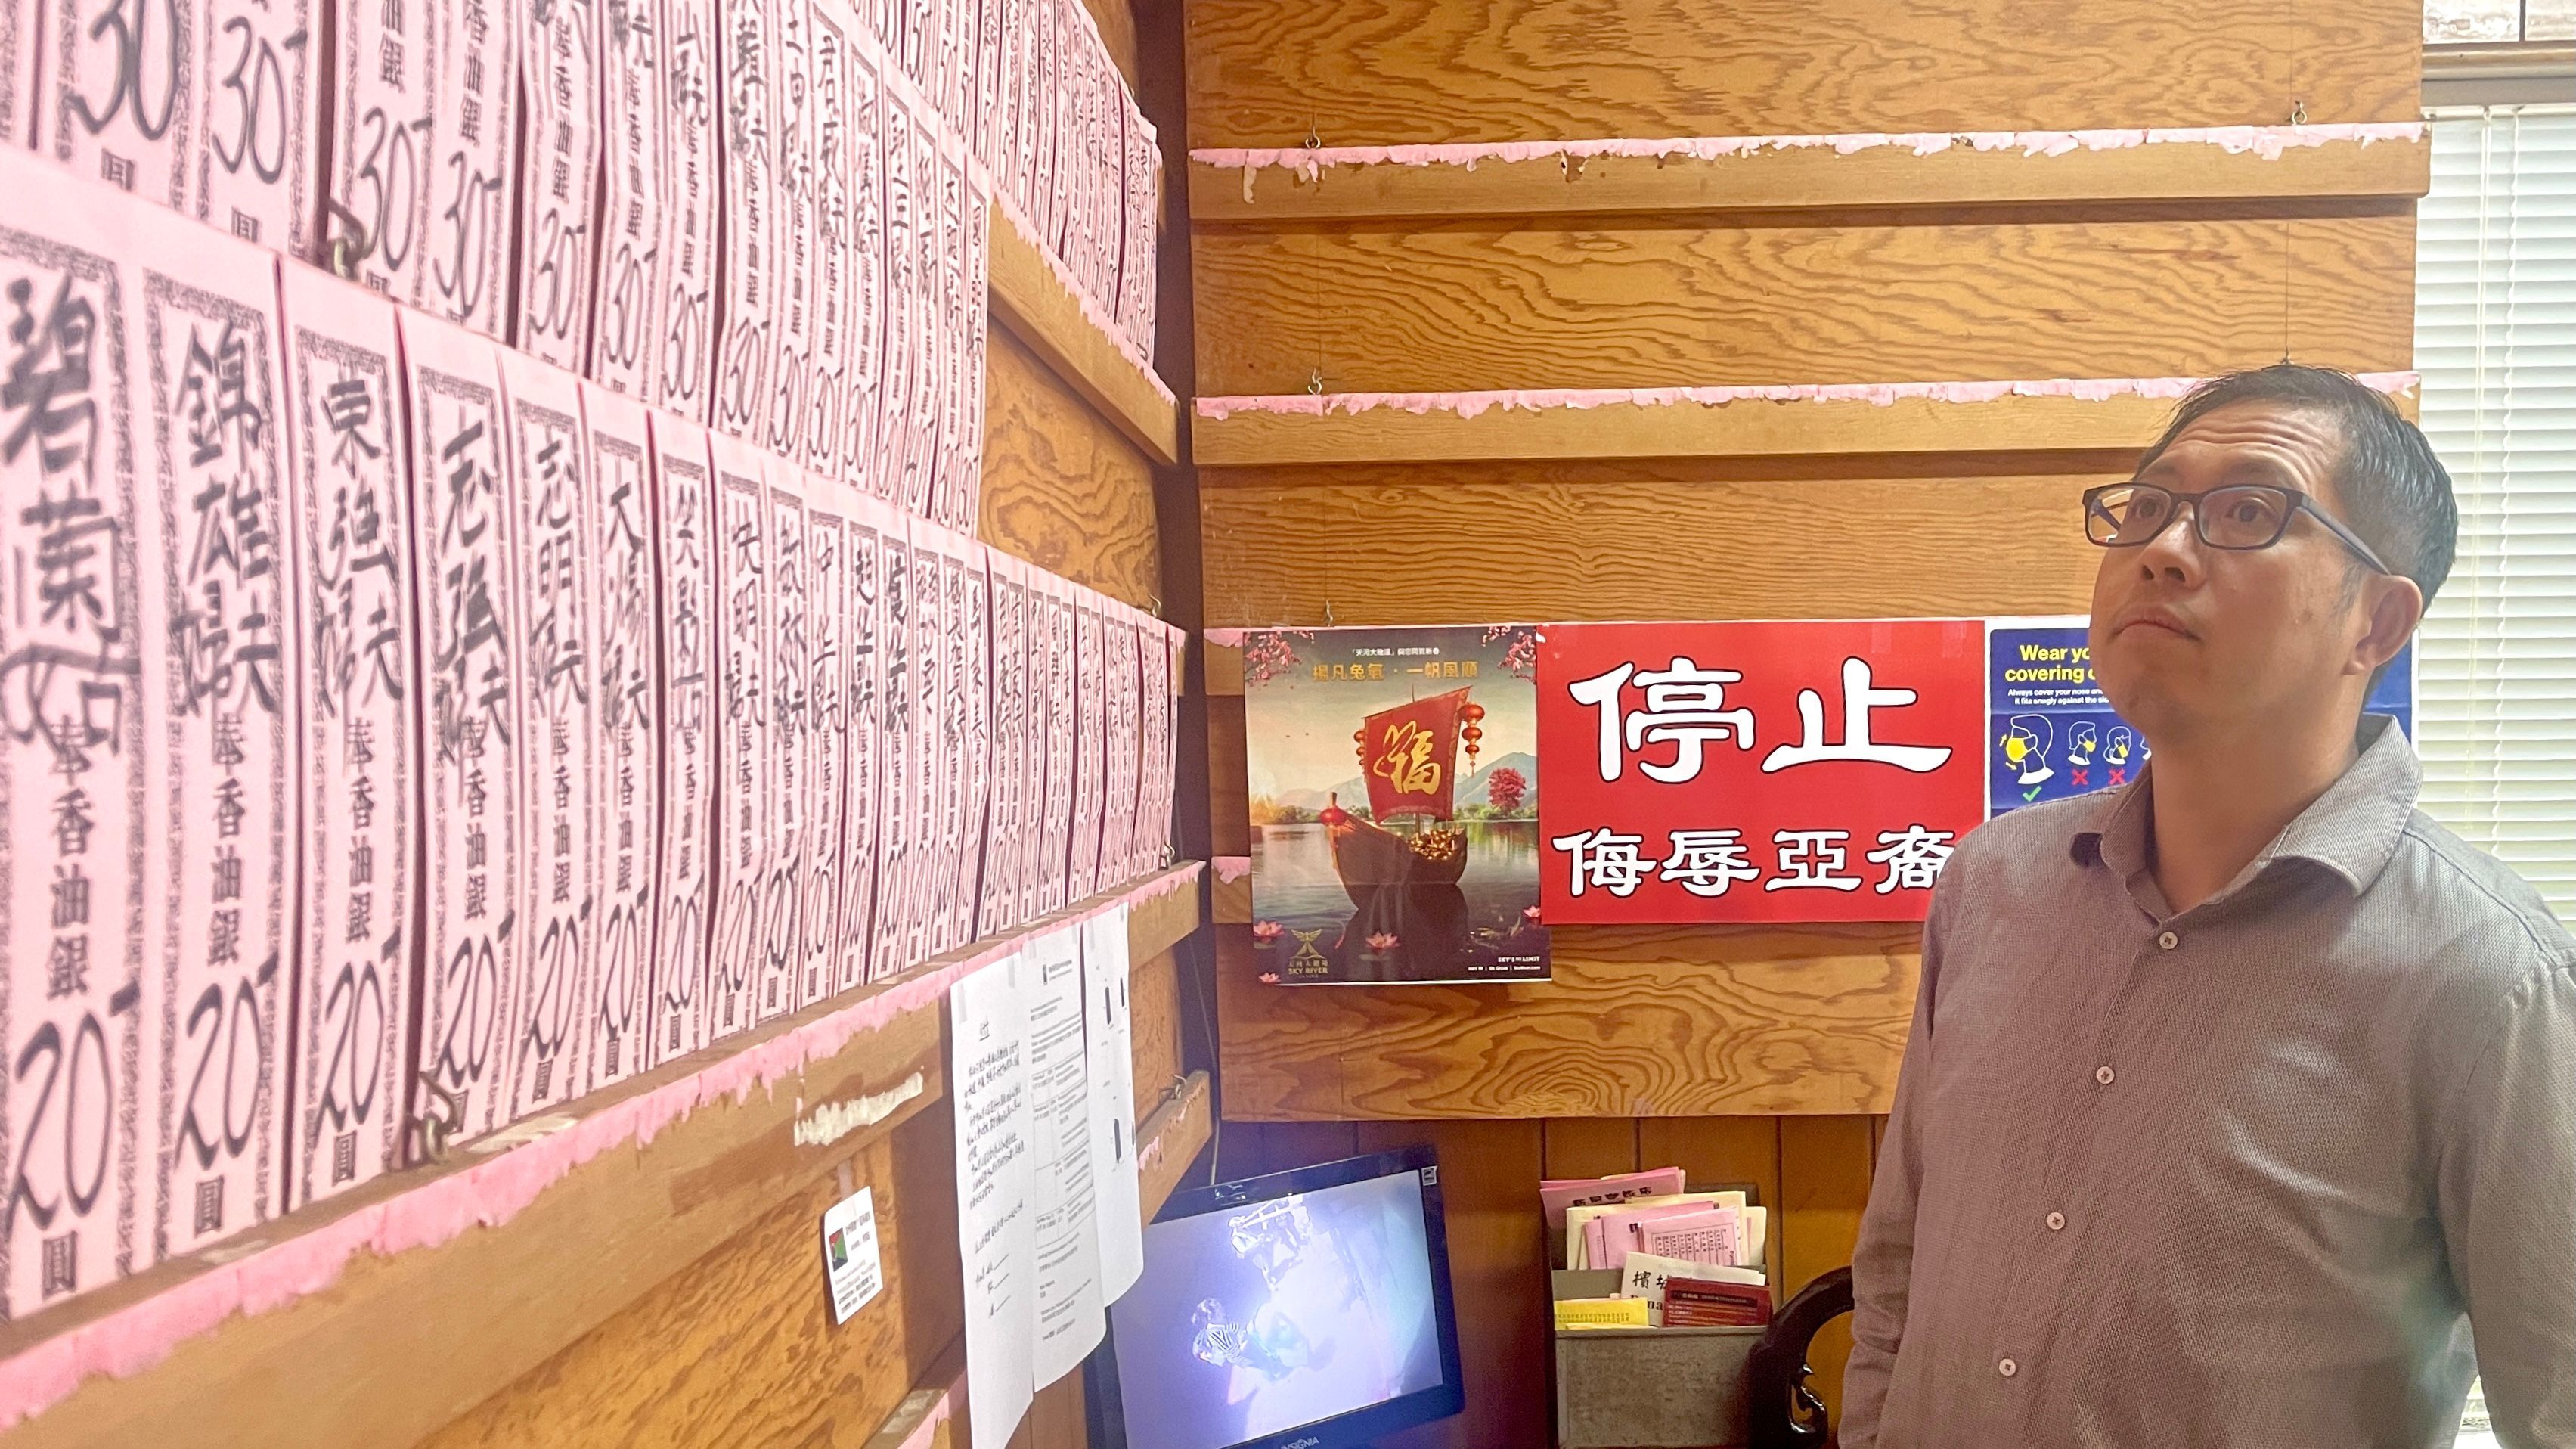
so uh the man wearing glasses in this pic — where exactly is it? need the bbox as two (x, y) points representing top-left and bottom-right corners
(1843, 365), (2576, 1449)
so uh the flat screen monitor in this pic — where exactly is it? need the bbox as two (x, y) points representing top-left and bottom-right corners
(1096, 1146), (1464, 1449)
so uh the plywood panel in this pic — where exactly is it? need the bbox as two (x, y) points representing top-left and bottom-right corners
(1207, 693), (1248, 855)
(1215, 926), (1919, 1120)
(1011, 1364), (1088, 1449)
(1131, 948), (1186, 1122)
(1542, 1119), (1640, 1180)
(1192, 214), (2416, 396)
(428, 1129), (945, 1449)
(1356, 1119), (1551, 1449)
(1778, 1116), (1878, 1432)
(1200, 467), (2105, 628)
(980, 326), (1162, 609)
(1183, 0), (2418, 147)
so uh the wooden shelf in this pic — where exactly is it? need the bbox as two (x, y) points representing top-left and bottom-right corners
(1137, 1070), (1215, 1216)
(1192, 388), (2184, 467)
(0, 864), (1207, 1449)
(987, 208), (1181, 465)
(1188, 132), (2429, 225)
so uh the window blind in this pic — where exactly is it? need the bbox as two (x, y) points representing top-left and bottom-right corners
(2415, 105), (2576, 918)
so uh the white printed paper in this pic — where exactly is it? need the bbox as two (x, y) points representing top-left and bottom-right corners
(950, 951), (1037, 1449)
(402, 307), (527, 1148)
(765, 0), (815, 458)
(832, 489), (891, 991)
(757, 454), (809, 1020)
(0, 150), (156, 1317)
(950, 536), (990, 945)
(48, 0), (198, 211)
(822, 1184), (885, 1323)
(1, 0), (35, 146)
(654, 0), (721, 417)
(796, 470), (849, 1007)
(1083, 902), (1142, 1300)
(195, 0), (321, 256)
(587, 0), (666, 393)
(580, 380), (661, 1087)
(420, 0), (517, 334)
(978, 551), (1026, 938)
(711, 0), (777, 439)
(1025, 925), (1102, 1384)
(706, 429), (771, 1038)
(324, 0), (434, 299)
(281, 260), (419, 1205)
(649, 411), (718, 1056)
(866, 514), (913, 979)
(516, 0), (603, 368)
(131, 203), (300, 1263)
(497, 346), (603, 1115)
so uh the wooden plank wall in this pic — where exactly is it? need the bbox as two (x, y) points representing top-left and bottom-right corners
(1183, 2), (2422, 1444)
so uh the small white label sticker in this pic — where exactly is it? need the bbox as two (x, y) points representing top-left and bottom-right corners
(822, 1186), (885, 1324)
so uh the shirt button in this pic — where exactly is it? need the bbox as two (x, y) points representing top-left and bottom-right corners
(2096, 1065), (2116, 1085)
(1998, 1357), (2019, 1378)
(2046, 1211), (2066, 1231)
(2157, 930), (2179, 951)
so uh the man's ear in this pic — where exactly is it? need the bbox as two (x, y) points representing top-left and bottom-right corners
(2354, 573), (2425, 678)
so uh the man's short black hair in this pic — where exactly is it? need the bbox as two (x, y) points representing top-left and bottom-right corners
(2139, 363), (2458, 610)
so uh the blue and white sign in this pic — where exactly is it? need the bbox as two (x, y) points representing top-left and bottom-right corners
(1985, 616), (2412, 817)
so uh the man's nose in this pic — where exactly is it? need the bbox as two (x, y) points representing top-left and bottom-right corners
(2138, 499), (2209, 579)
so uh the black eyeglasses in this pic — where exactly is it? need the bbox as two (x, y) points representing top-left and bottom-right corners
(2082, 482), (2391, 574)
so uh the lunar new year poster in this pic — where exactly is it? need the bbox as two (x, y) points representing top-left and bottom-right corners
(1238, 626), (1549, 984)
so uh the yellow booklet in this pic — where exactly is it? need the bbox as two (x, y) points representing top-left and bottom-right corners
(1555, 1296), (1651, 1330)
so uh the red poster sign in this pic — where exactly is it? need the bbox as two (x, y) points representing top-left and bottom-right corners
(1537, 621), (1985, 923)
(1362, 687), (1469, 823)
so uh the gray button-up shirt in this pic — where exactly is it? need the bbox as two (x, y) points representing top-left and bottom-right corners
(1846, 716), (2576, 1449)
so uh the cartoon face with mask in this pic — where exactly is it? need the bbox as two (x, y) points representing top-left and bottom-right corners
(2001, 715), (2056, 793)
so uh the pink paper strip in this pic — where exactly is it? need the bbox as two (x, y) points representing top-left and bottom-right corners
(1192, 122), (2430, 195)
(1214, 857), (1251, 885)
(0, 861), (1204, 1431)
(1195, 372), (2424, 423)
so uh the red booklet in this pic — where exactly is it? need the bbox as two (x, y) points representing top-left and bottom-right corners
(1660, 1277), (1774, 1328)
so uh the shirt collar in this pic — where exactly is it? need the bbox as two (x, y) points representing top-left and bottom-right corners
(2071, 714), (2419, 898)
